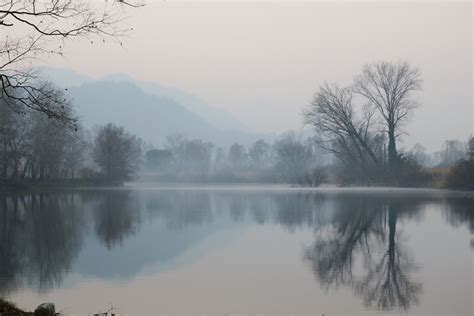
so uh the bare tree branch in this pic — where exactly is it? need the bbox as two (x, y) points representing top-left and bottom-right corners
(354, 61), (422, 166)
(0, 0), (143, 123)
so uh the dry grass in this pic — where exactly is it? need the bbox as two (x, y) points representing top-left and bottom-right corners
(425, 167), (450, 188)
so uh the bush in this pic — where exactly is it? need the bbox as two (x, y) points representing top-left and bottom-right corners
(300, 167), (328, 187)
(446, 159), (474, 190)
(395, 156), (433, 187)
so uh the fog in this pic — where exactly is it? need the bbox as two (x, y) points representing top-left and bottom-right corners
(41, 1), (473, 152)
(1, 2), (473, 313)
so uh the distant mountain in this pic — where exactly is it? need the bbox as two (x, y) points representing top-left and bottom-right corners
(39, 67), (93, 87)
(104, 73), (245, 131)
(58, 79), (264, 147)
(67, 81), (211, 145)
(41, 67), (244, 132)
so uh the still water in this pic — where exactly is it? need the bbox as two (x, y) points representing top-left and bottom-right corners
(0, 185), (472, 315)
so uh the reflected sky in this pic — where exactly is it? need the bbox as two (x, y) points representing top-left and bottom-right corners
(0, 187), (472, 315)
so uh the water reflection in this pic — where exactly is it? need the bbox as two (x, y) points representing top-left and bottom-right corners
(0, 189), (472, 312)
(442, 199), (474, 248)
(304, 197), (425, 311)
(93, 191), (141, 249)
(0, 193), (82, 294)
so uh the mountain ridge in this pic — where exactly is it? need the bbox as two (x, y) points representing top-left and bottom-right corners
(41, 68), (270, 146)
(41, 67), (244, 132)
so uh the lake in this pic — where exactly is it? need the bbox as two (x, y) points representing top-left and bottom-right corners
(0, 185), (472, 315)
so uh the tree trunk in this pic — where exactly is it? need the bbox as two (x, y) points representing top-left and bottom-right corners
(388, 126), (398, 167)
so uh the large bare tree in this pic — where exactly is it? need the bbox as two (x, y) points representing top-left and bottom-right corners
(0, 0), (141, 123)
(354, 61), (422, 167)
(304, 83), (384, 182)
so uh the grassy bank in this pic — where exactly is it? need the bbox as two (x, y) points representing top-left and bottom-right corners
(0, 299), (31, 316)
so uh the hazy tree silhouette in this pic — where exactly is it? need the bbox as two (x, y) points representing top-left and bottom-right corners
(354, 61), (422, 168)
(92, 123), (143, 183)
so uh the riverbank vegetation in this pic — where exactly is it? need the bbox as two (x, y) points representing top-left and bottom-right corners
(302, 61), (473, 189)
(0, 1), (471, 190)
(140, 132), (473, 189)
(0, 62), (472, 190)
(0, 88), (143, 189)
(0, 298), (29, 315)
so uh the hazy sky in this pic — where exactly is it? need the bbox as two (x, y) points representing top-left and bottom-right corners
(45, 1), (473, 151)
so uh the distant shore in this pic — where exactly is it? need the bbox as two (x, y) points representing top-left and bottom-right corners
(0, 178), (125, 194)
(2, 180), (472, 199)
(123, 182), (474, 197)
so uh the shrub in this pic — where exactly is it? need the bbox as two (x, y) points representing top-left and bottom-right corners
(300, 167), (328, 187)
(395, 156), (433, 187)
(446, 159), (474, 190)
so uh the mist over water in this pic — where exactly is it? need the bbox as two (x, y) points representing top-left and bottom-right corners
(1, 186), (472, 315)
(0, 1), (473, 315)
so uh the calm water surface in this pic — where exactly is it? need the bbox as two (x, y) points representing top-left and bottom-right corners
(0, 185), (472, 315)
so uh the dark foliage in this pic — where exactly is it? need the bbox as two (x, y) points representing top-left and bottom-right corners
(446, 159), (474, 190)
(0, 299), (29, 315)
(394, 156), (433, 187)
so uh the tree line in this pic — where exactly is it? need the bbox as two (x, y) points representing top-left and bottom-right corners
(0, 60), (472, 189)
(143, 132), (328, 185)
(142, 132), (473, 188)
(141, 60), (473, 189)
(1, 1), (471, 189)
(303, 60), (473, 188)
(0, 86), (142, 186)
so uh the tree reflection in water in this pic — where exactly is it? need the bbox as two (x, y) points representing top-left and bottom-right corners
(0, 193), (83, 294)
(0, 189), (472, 311)
(93, 191), (141, 249)
(304, 197), (423, 311)
(442, 199), (474, 248)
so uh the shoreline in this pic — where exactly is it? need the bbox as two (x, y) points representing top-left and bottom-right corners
(1, 181), (473, 198)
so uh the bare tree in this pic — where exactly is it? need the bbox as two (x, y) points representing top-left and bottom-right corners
(164, 134), (215, 176)
(165, 133), (187, 171)
(228, 142), (246, 170)
(181, 139), (214, 174)
(0, 95), (27, 178)
(305, 83), (378, 162)
(0, 0), (142, 123)
(92, 123), (142, 182)
(354, 61), (422, 167)
(407, 143), (430, 166)
(435, 139), (467, 167)
(25, 83), (83, 180)
(304, 83), (384, 183)
(248, 139), (273, 170)
(0, 82), (80, 181)
(62, 128), (87, 179)
(469, 137), (474, 161)
(274, 132), (312, 183)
